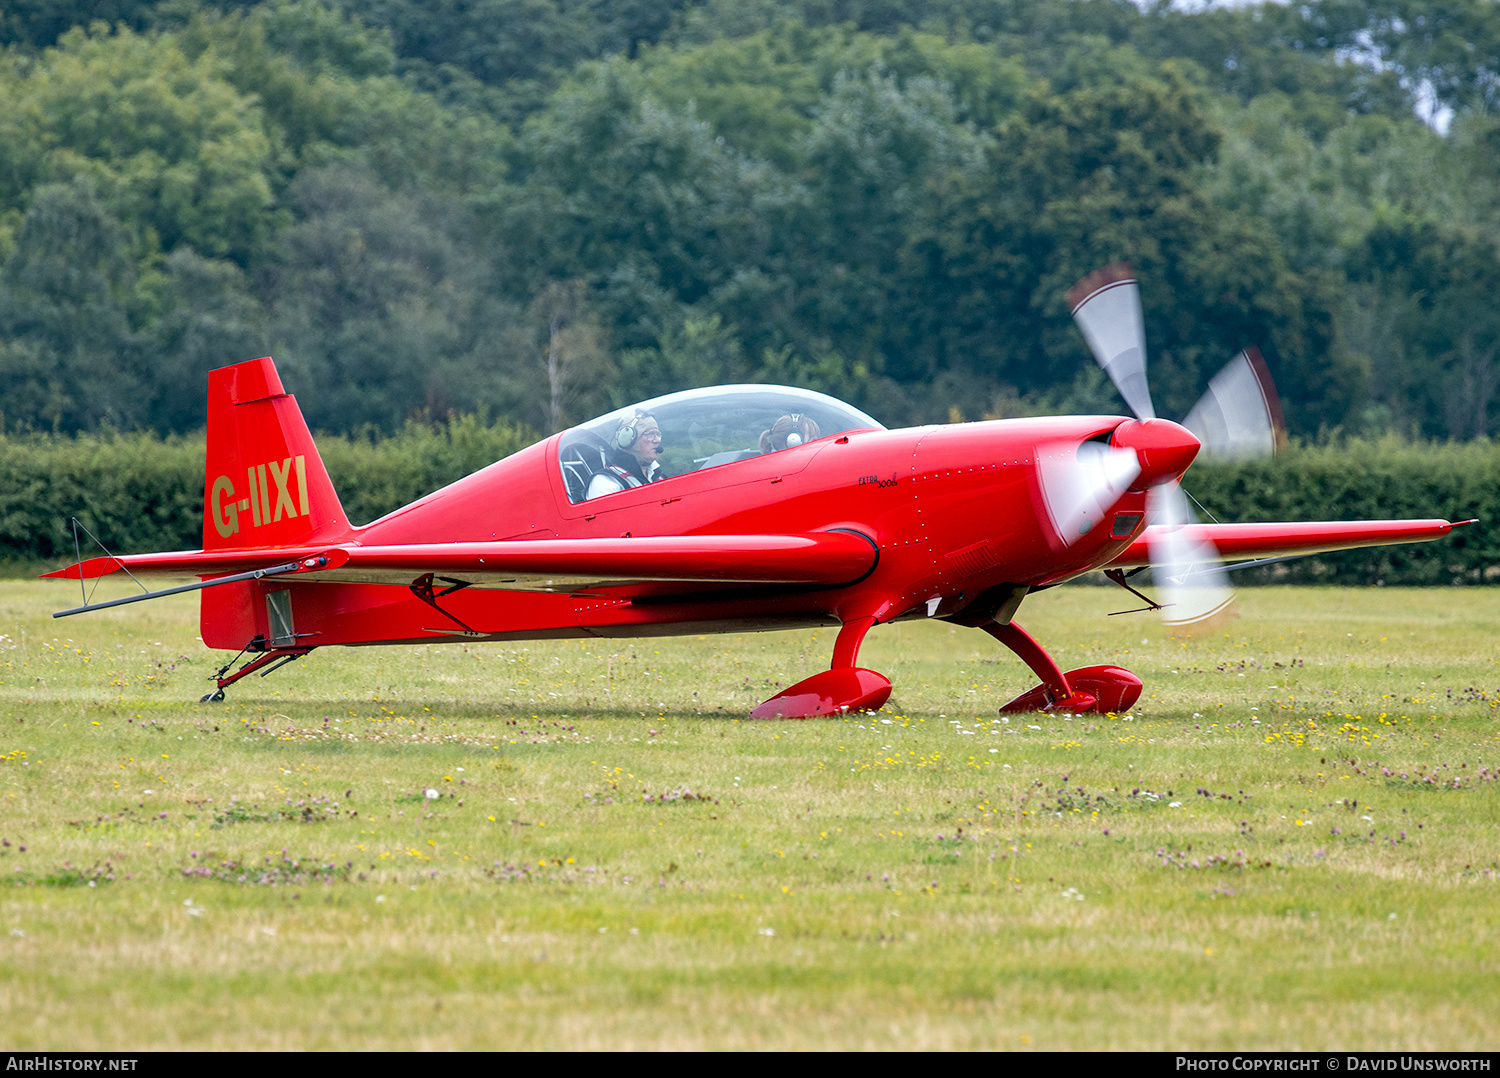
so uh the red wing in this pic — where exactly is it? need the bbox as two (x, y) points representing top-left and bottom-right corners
(1108, 519), (1466, 567)
(46, 532), (877, 591)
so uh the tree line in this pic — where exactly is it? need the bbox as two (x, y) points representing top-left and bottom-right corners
(2, 0), (1498, 440)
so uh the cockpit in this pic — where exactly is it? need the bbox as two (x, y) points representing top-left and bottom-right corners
(556, 385), (885, 503)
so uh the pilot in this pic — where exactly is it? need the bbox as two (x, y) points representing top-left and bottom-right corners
(585, 412), (664, 498)
(759, 413), (820, 454)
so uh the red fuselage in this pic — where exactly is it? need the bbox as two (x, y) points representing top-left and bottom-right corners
(204, 416), (1180, 650)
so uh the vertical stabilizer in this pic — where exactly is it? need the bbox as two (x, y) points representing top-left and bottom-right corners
(202, 357), (352, 550)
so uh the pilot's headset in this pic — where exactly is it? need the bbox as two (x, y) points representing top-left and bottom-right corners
(761, 413), (820, 453)
(614, 413), (655, 450)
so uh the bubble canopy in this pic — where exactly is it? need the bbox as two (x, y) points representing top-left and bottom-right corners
(556, 385), (885, 503)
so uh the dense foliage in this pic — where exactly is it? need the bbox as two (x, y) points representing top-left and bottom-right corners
(1, 0), (1498, 440)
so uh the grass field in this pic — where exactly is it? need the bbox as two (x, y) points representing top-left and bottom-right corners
(1, 579), (1498, 1050)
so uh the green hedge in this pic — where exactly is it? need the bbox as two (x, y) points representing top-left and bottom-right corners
(2, 429), (1493, 584)
(0, 430), (203, 569)
(1187, 439), (1498, 585)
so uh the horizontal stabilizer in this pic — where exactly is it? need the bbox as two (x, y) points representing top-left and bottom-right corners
(51, 552), (348, 618)
(45, 548), (337, 581)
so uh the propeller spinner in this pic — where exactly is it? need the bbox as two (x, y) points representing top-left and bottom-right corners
(1068, 264), (1284, 628)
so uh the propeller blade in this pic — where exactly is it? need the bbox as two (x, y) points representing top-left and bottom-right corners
(1068, 264), (1155, 421)
(1147, 482), (1236, 630)
(1181, 346), (1285, 461)
(1036, 440), (1141, 549)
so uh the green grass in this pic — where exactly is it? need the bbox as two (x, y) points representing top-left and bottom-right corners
(2, 580), (1498, 1050)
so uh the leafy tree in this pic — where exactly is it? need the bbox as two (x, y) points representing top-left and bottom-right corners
(0, 0), (165, 49)
(503, 61), (787, 338)
(1, 0), (1494, 445)
(1128, 3), (1411, 127)
(530, 279), (615, 432)
(1345, 221), (1500, 439)
(319, 0), (696, 119)
(179, 2), (511, 190)
(2, 24), (278, 266)
(264, 165), (524, 432)
(0, 181), (144, 431)
(145, 248), (267, 432)
(1320, 0), (1500, 116)
(922, 62), (1345, 424)
(783, 68), (985, 384)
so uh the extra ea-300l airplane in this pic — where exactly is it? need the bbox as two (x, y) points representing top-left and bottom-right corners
(48, 266), (1467, 718)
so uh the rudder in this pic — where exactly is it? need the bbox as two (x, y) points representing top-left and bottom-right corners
(202, 357), (352, 550)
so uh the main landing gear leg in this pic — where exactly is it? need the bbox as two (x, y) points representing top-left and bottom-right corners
(200, 647), (314, 703)
(751, 615), (894, 719)
(988, 621), (1141, 715)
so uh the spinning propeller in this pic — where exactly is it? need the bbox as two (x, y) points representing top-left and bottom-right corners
(1062, 264), (1284, 628)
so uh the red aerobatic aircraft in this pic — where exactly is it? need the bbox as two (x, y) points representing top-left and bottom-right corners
(49, 267), (1466, 717)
